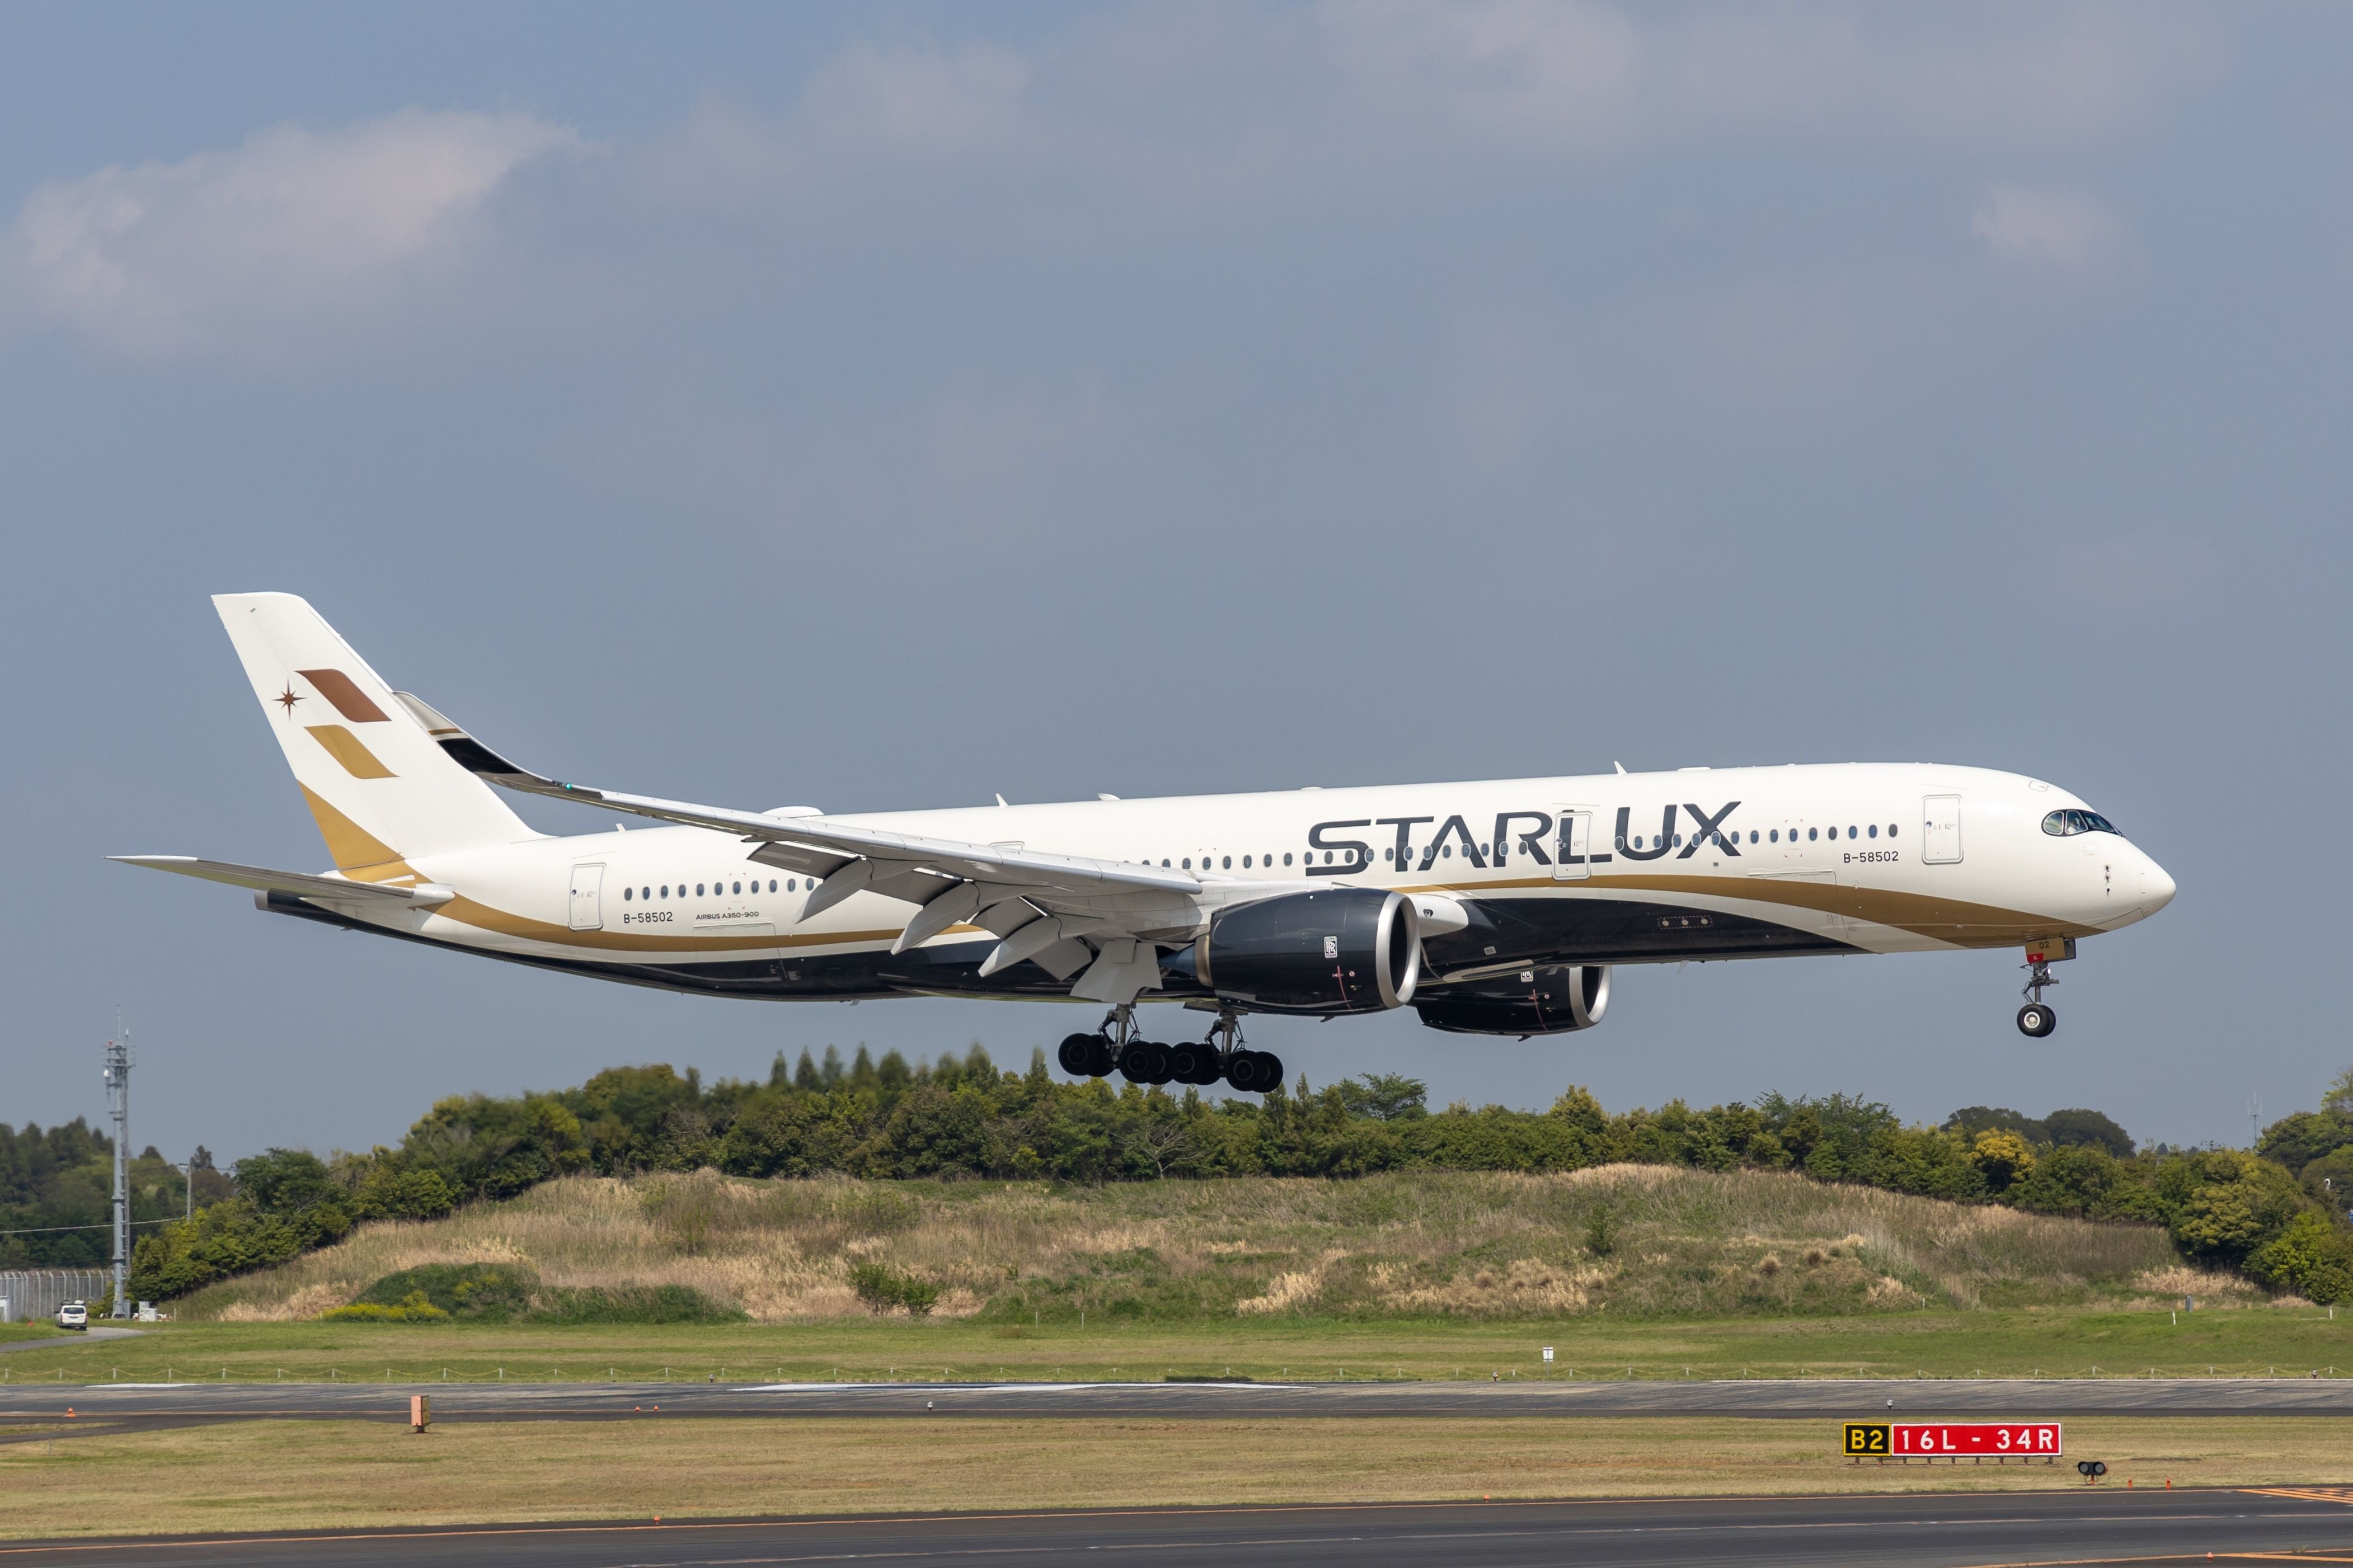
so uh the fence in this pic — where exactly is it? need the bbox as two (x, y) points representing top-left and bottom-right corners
(0, 1269), (110, 1324)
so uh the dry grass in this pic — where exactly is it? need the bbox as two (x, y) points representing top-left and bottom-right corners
(175, 1167), (2188, 1325)
(2, 1415), (2344, 1538)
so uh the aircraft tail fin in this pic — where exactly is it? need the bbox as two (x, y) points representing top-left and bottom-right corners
(212, 594), (539, 872)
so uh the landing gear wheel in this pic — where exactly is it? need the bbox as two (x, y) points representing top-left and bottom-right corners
(1085, 1035), (1116, 1076)
(1057, 1033), (1098, 1076)
(1168, 1041), (1221, 1085)
(1121, 1040), (1176, 1085)
(1226, 1050), (1284, 1093)
(2017, 1004), (2055, 1038)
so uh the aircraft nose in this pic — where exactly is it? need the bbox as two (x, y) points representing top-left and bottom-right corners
(2141, 854), (2176, 914)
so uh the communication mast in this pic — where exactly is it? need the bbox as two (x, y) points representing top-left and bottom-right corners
(103, 1031), (131, 1319)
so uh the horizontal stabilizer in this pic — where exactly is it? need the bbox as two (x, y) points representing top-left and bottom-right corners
(110, 855), (452, 906)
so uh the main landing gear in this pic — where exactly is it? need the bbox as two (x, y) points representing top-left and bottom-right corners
(1055, 1006), (1284, 1094)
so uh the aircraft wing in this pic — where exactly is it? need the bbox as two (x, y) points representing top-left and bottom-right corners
(400, 695), (1205, 999)
(111, 855), (453, 907)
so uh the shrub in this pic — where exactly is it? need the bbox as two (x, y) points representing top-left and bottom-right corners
(850, 1263), (940, 1316)
(1584, 1202), (1618, 1258)
(322, 1289), (449, 1322)
(353, 1264), (536, 1321)
(529, 1284), (743, 1324)
(2246, 1211), (2353, 1305)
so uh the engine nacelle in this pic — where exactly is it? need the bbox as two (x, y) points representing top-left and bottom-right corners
(1412, 964), (1610, 1036)
(1192, 888), (1420, 1014)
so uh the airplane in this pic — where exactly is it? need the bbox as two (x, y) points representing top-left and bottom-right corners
(117, 594), (2176, 1093)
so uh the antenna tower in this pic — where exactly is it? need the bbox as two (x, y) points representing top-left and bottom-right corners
(103, 1031), (132, 1319)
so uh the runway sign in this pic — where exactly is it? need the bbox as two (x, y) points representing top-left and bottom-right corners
(1844, 1422), (2061, 1457)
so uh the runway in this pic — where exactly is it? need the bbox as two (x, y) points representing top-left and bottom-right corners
(7, 1375), (2353, 1434)
(8, 1489), (2353, 1567)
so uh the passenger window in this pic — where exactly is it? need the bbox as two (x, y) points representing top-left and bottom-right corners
(623, 887), (633, 901)
(1283, 853), (1293, 866)
(1769, 830), (1778, 843)
(1243, 855), (1253, 868)
(1888, 824), (1898, 838)
(696, 883), (705, 896)
(732, 880), (741, 894)
(1223, 855), (1232, 869)
(660, 884), (669, 897)
(1325, 850), (1334, 863)
(1749, 831), (1758, 844)
(1808, 828), (1817, 841)
(1868, 825), (1878, 838)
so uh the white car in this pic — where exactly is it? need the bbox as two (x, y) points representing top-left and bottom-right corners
(56, 1301), (87, 1331)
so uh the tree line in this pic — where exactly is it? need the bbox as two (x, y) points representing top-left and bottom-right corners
(123, 1049), (2353, 1306)
(0, 1122), (231, 1269)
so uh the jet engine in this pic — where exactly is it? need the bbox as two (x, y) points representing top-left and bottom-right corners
(1411, 964), (1610, 1035)
(1191, 888), (1420, 1014)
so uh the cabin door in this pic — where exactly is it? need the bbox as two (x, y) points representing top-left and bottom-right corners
(568, 863), (605, 930)
(1553, 808), (1595, 881)
(1922, 796), (1963, 864)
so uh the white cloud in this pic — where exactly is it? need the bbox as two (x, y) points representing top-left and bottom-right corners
(1972, 185), (2129, 273)
(4, 109), (580, 359)
(1315, 1), (2215, 158)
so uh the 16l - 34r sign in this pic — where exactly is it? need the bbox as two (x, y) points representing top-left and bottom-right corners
(1844, 1422), (2061, 1457)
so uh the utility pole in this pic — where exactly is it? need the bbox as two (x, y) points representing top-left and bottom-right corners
(103, 1032), (131, 1319)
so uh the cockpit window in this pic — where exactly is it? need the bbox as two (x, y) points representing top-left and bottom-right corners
(2041, 808), (2122, 838)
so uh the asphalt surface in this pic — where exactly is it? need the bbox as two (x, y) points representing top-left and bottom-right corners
(7, 1376), (2353, 1434)
(9, 1489), (2353, 1567)
(0, 1328), (143, 1355)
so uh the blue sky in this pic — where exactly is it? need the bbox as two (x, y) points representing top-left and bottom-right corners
(4, 2), (2347, 1162)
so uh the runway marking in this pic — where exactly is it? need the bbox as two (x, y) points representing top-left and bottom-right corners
(2246, 1486), (2353, 1505)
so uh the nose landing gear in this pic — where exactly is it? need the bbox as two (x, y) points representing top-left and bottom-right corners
(2016, 936), (2073, 1037)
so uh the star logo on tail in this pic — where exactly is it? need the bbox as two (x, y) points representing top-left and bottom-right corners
(275, 683), (302, 716)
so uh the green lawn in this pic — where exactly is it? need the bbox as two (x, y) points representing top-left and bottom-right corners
(3, 1307), (2347, 1386)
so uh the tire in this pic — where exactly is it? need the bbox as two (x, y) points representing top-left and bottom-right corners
(1086, 1036), (1116, 1076)
(1119, 1039), (1156, 1082)
(2017, 1004), (2055, 1038)
(1255, 1051), (1285, 1090)
(1225, 1052), (1262, 1093)
(1170, 1042), (1223, 1085)
(1144, 1043), (1176, 1086)
(1058, 1033), (1098, 1076)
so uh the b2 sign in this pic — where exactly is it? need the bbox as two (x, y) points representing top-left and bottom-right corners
(1844, 1422), (2061, 1457)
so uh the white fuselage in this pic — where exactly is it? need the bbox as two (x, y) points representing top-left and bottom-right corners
(284, 761), (2172, 1003)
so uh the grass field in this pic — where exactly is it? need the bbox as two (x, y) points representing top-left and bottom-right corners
(3, 1306), (2348, 1385)
(177, 1166), (2209, 1327)
(2, 1415), (2344, 1538)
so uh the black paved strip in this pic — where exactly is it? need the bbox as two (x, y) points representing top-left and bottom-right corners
(4, 1489), (2352, 1568)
